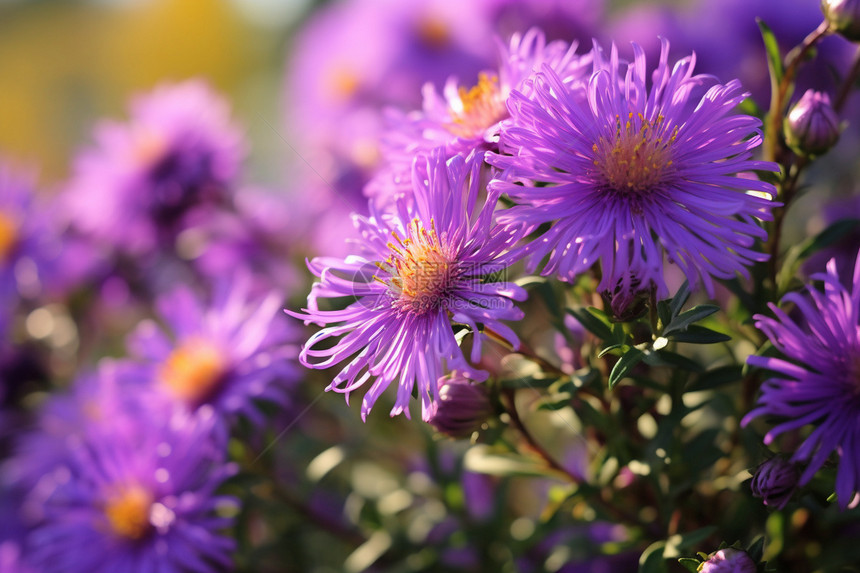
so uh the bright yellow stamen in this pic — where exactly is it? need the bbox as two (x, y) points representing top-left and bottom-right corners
(160, 339), (226, 404)
(104, 485), (152, 540)
(592, 112), (677, 194)
(447, 73), (508, 138)
(0, 210), (19, 264)
(376, 219), (459, 315)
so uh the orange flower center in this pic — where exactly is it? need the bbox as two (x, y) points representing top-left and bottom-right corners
(376, 219), (459, 315)
(0, 210), (19, 264)
(592, 112), (678, 193)
(104, 485), (153, 540)
(132, 127), (167, 168)
(160, 339), (226, 404)
(447, 73), (508, 138)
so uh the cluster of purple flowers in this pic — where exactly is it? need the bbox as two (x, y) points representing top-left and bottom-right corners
(293, 30), (779, 422)
(0, 79), (300, 572)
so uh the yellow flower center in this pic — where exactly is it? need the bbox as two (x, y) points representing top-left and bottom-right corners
(417, 17), (450, 48)
(376, 219), (459, 315)
(326, 67), (360, 100)
(132, 127), (167, 168)
(160, 339), (226, 405)
(447, 73), (508, 138)
(0, 210), (19, 264)
(592, 112), (678, 194)
(104, 485), (153, 540)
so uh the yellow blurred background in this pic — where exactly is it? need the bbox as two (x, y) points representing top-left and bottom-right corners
(0, 0), (303, 183)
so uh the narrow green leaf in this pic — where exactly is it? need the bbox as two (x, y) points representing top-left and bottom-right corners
(678, 558), (701, 573)
(737, 97), (763, 118)
(746, 536), (765, 563)
(598, 343), (627, 358)
(657, 300), (672, 328)
(609, 348), (645, 388)
(498, 375), (560, 390)
(757, 18), (784, 90)
(799, 218), (860, 259)
(644, 350), (704, 373)
(638, 541), (668, 573)
(568, 308), (613, 340)
(664, 305), (720, 336)
(687, 365), (744, 392)
(669, 280), (692, 318)
(670, 325), (732, 345)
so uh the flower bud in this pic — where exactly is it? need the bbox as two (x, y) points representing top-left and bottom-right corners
(823, 0), (860, 41)
(784, 90), (840, 156)
(750, 457), (800, 510)
(700, 548), (757, 573)
(427, 376), (493, 438)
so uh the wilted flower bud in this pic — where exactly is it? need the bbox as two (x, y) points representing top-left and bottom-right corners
(823, 0), (860, 41)
(700, 548), (757, 573)
(750, 457), (800, 510)
(784, 90), (840, 156)
(427, 376), (493, 438)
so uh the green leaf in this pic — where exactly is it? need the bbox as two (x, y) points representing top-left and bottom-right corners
(738, 97), (763, 118)
(536, 393), (574, 411)
(678, 558), (701, 573)
(657, 300), (672, 329)
(757, 18), (784, 93)
(463, 445), (556, 478)
(777, 218), (860, 294)
(598, 343), (627, 358)
(670, 325), (732, 345)
(609, 347), (645, 388)
(498, 375), (561, 390)
(663, 305), (720, 336)
(669, 280), (692, 318)
(568, 307), (613, 340)
(639, 541), (668, 573)
(687, 365), (744, 392)
(643, 350), (704, 373)
(746, 536), (765, 563)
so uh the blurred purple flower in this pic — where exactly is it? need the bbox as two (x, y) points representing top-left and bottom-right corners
(291, 151), (524, 421)
(367, 28), (591, 207)
(489, 39), (777, 305)
(681, 0), (854, 105)
(481, 0), (606, 44)
(700, 548), (757, 573)
(127, 276), (298, 426)
(284, 0), (496, 201)
(26, 402), (237, 573)
(64, 80), (245, 256)
(0, 162), (60, 328)
(744, 254), (860, 508)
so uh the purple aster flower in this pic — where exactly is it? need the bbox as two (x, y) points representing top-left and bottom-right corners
(126, 275), (298, 425)
(26, 402), (237, 573)
(480, 0), (606, 44)
(284, 0), (496, 201)
(64, 80), (245, 255)
(743, 254), (860, 508)
(291, 151), (525, 421)
(700, 548), (757, 573)
(0, 162), (59, 328)
(488, 40), (778, 304)
(367, 28), (592, 207)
